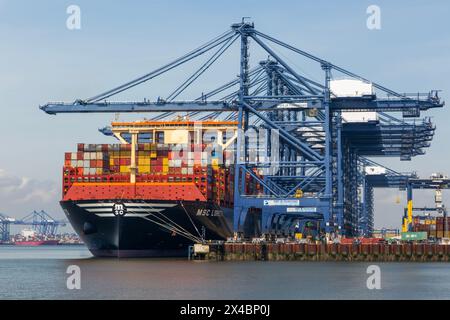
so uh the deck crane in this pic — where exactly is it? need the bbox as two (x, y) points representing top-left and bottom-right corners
(40, 20), (444, 238)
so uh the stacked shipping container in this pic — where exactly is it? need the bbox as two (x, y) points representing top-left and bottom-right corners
(411, 216), (450, 239)
(63, 143), (262, 207)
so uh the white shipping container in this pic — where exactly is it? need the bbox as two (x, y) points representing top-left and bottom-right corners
(330, 79), (374, 97)
(71, 152), (77, 160)
(83, 160), (90, 168)
(71, 160), (78, 167)
(77, 160), (83, 167)
(181, 168), (188, 175)
(341, 112), (378, 123)
(90, 152), (97, 160)
(164, 130), (189, 144)
(365, 166), (387, 175)
(187, 167), (194, 174)
(84, 153), (90, 160)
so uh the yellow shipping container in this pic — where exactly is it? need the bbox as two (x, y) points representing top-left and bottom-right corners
(162, 165), (169, 174)
(110, 159), (115, 166)
(163, 158), (169, 166)
(138, 166), (151, 173)
(120, 166), (130, 173)
(150, 152), (157, 158)
(96, 168), (103, 174)
(144, 144), (151, 151)
(138, 158), (151, 165)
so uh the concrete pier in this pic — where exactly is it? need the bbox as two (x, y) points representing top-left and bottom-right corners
(194, 243), (450, 262)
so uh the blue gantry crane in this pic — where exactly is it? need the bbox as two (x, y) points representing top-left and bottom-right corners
(0, 211), (66, 241)
(40, 20), (444, 238)
(0, 213), (15, 242)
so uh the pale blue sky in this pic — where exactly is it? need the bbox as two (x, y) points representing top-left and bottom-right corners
(0, 0), (449, 229)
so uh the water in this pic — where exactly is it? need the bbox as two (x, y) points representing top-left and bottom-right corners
(0, 245), (449, 300)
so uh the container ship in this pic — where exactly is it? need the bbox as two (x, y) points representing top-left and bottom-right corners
(14, 240), (60, 246)
(13, 229), (60, 246)
(61, 120), (259, 257)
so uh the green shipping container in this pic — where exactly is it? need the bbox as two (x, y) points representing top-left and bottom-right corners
(401, 232), (427, 241)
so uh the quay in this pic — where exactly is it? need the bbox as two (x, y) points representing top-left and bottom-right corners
(191, 242), (450, 262)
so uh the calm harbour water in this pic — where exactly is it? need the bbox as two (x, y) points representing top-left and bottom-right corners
(0, 245), (449, 300)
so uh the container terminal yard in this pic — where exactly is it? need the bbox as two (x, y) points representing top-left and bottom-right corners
(38, 20), (448, 259)
(0, 210), (82, 245)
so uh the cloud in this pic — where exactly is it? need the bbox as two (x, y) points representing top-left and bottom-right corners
(0, 169), (61, 219)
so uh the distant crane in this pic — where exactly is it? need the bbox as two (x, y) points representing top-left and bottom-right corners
(0, 213), (15, 242)
(403, 174), (450, 234)
(0, 211), (66, 242)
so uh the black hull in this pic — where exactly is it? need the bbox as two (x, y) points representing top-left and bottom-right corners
(61, 200), (233, 258)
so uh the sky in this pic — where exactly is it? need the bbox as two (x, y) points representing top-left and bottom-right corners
(0, 0), (449, 231)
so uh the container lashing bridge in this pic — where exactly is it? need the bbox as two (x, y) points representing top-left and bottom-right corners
(40, 20), (444, 239)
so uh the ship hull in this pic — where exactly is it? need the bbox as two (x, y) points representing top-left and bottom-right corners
(14, 240), (59, 246)
(61, 200), (233, 258)
(14, 241), (45, 246)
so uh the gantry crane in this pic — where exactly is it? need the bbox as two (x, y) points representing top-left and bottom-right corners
(0, 211), (66, 241)
(40, 20), (444, 238)
(403, 174), (450, 234)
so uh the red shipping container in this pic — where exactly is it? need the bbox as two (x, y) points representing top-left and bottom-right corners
(65, 153), (71, 160)
(77, 143), (84, 152)
(340, 238), (354, 245)
(77, 152), (84, 160)
(120, 144), (131, 151)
